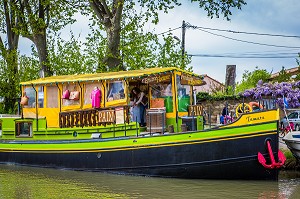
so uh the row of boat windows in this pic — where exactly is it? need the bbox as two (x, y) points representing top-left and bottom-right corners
(23, 78), (192, 112)
(23, 82), (125, 108)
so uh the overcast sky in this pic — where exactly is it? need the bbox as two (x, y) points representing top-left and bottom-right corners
(16, 0), (300, 83)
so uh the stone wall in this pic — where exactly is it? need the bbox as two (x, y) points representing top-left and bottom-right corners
(199, 98), (289, 125)
(199, 98), (255, 124)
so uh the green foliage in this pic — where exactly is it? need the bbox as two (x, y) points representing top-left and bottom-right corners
(274, 66), (292, 83)
(196, 91), (241, 102)
(235, 67), (271, 94)
(196, 92), (210, 101)
(283, 149), (294, 160)
(156, 33), (191, 69)
(294, 66), (300, 81)
(0, 50), (19, 114)
(48, 31), (93, 75)
(192, 0), (246, 20)
(18, 53), (40, 82)
(137, 0), (246, 23)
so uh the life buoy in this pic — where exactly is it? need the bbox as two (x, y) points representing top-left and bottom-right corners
(249, 102), (263, 111)
(235, 103), (252, 118)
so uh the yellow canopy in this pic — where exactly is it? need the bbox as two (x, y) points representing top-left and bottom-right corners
(20, 67), (204, 86)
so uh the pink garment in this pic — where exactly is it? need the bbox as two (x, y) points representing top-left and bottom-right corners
(91, 89), (102, 108)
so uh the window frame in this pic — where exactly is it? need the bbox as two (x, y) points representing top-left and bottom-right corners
(106, 80), (127, 106)
(15, 121), (33, 137)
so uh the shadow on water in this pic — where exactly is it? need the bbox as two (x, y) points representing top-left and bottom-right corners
(0, 165), (300, 199)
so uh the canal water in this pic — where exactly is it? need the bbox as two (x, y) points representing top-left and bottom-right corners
(0, 165), (299, 199)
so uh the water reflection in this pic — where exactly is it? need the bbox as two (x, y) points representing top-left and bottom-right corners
(0, 165), (299, 199)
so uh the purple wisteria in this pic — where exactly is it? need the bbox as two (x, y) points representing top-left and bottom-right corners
(242, 81), (300, 108)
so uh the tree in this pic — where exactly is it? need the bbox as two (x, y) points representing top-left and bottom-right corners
(294, 66), (300, 81)
(88, 0), (246, 71)
(47, 31), (94, 75)
(235, 67), (271, 94)
(156, 34), (191, 68)
(0, 1), (20, 113)
(84, 3), (192, 72)
(274, 66), (291, 83)
(15, 0), (79, 77)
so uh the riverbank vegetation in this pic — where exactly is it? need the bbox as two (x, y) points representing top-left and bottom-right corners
(282, 149), (300, 171)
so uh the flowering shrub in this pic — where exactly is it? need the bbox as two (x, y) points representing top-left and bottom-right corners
(242, 81), (300, 108)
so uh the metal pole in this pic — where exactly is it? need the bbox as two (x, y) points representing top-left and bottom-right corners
(181, 20), (186, 68)
(209, 106), (211, 129)
(162, 111), (165, 134)
(124, 107), (126, 136)
(149, 113), (152, 136)
(136, 116), (138, 136)
(242, 97), (245, 113)
(192, 110), (195, 131)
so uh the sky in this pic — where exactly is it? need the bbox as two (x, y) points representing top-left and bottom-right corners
(149, 0), (300, 83)
(16, 0), (300, 83)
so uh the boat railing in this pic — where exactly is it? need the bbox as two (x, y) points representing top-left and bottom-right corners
(59, 106), (130, 128)
(0, 114), (20, 118)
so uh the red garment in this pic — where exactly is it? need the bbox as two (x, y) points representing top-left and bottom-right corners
(91, 89), (101, 108)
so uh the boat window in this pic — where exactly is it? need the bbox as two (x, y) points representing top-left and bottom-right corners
(15, 122), (32, 137)
(84, 82), (101, 105)
(107, 81), (125, 101)
(151, 82), (173, 113)
(62, 83), (80, 106)
(38, 86), (44, 108)
(23, 87), (36, 108)
(176, 75), (191, 112)
(46, 86), (58, 108)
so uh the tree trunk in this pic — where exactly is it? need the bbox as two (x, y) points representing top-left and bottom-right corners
(33, 32), (52, 77)
(89, 0), (125, 71)
(103, 16), (125, 71)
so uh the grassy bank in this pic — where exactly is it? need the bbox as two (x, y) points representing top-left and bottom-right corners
(282, 149), (300, 171)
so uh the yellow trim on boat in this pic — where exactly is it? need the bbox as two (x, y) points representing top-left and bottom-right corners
(20, 67), (203, 86)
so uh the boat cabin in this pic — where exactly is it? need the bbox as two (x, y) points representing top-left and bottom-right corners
(1, 67), (206, 139)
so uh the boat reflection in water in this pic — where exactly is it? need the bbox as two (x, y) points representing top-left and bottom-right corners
(0, 165), (299, 199)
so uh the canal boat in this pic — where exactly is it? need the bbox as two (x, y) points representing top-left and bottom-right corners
(283, 130), (300, 161)
(0, 67), (285, 180)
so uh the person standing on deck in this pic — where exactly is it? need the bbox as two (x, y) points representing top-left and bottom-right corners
(132, 87), (148, 127)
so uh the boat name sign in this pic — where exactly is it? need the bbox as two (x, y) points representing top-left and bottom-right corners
(246, 116), (265, 122)
(142, 74), (170, 84)
(181, 74), (203, 86)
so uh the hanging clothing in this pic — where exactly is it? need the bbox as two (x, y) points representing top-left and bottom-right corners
(91, 88), (102, 108)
